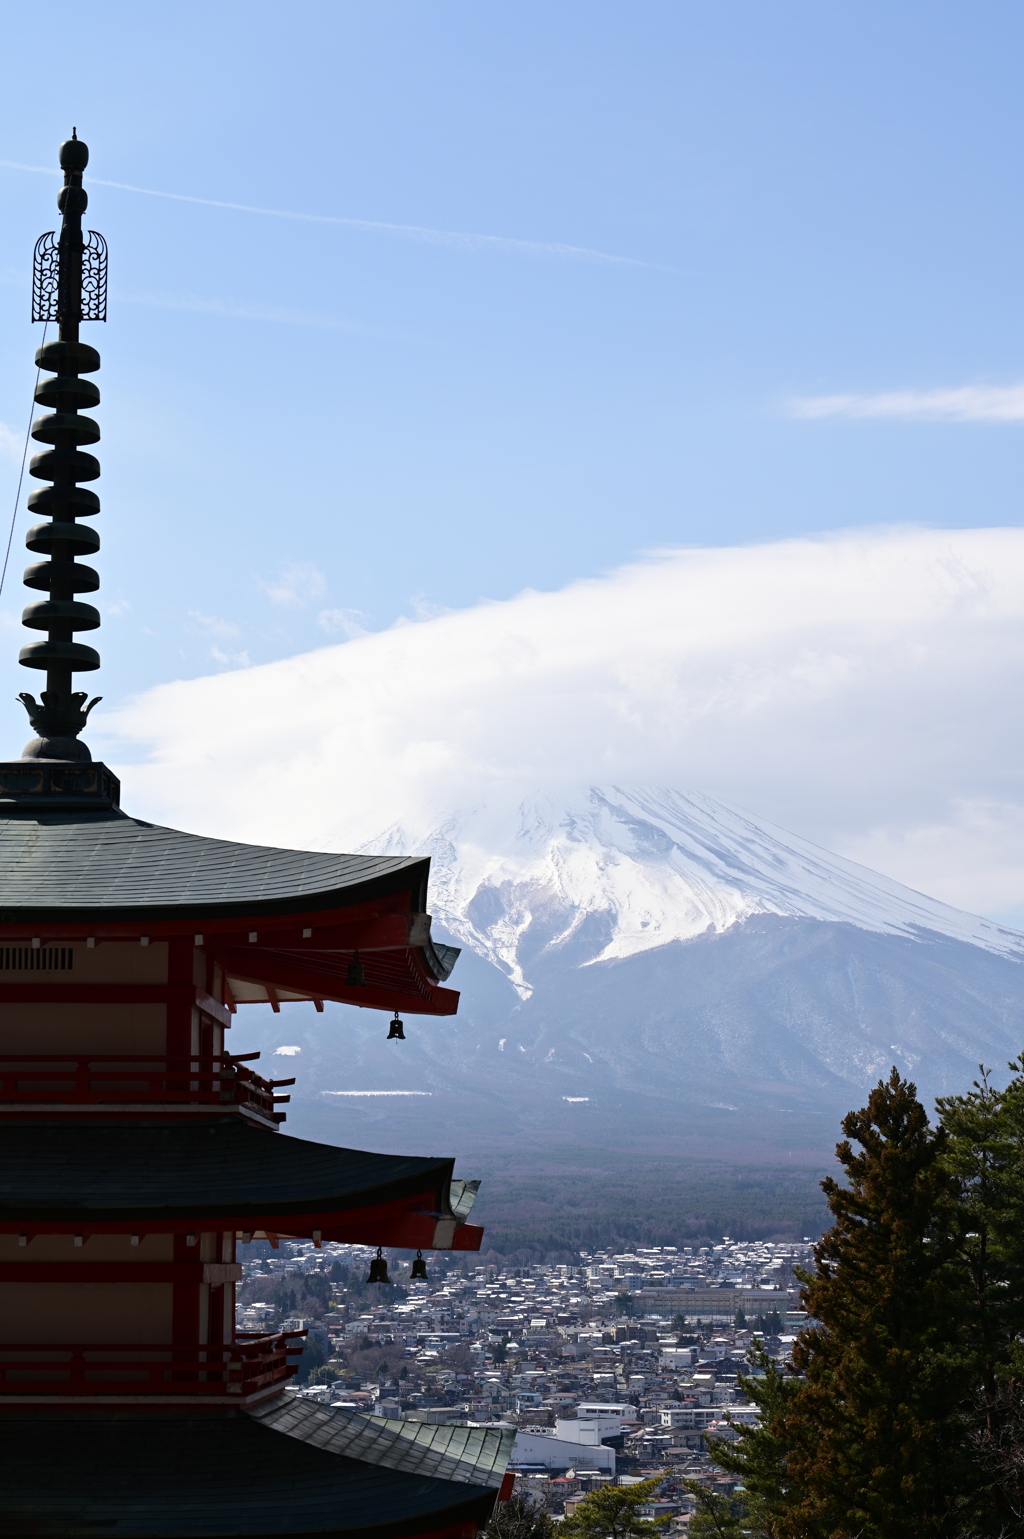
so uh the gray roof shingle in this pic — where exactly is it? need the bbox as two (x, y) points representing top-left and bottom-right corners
(249, 1395), (515, 1489)
(0, 1118), (456, 1222)
(0, 1404), (507, 1535)
(0, 811), (428, 921)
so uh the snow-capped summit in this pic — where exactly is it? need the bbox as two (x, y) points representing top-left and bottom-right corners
(277, 785), (1024, 1156)
(363, 786), (1024, 994)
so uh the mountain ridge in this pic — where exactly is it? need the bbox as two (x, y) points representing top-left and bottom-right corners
(361, 786), (1024, 995)
(251, 785), (1024, 1172)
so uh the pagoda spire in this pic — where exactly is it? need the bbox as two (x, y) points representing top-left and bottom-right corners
(17, 130), (107, 762)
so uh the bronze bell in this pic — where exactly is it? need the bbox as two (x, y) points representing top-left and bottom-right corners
(387, 1012), (405, 1040)
(366, 1246), (390, 1285)
(346, 951), (366, 987)
(410, 1250), (428, 1280)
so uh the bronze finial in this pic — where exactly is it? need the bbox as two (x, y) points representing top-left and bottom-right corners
(19, 134), (107, 762)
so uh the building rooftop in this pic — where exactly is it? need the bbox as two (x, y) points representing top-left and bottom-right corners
(0, 808), (431, 923)
(0, 1399), (513, 1536)
(0, 1117), (473, 1237)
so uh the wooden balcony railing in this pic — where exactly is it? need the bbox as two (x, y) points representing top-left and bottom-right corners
(0, 1053), (294, 1121)
(0, 1329), (307, 1395)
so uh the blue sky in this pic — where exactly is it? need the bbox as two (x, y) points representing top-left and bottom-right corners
(2, 3), (1023, 699)
(3, 5), (1024, 922)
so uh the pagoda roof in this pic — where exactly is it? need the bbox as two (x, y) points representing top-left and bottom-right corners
(0, 808), (429, 923)
(0, 1118), (482, 1248)
(249, 1394), (514, 1488)
(0, 1398), (515, 1537)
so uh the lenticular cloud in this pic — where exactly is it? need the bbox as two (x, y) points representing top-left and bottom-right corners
(100, 526), (1024, 922)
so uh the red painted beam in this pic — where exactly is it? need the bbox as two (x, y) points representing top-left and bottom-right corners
(0, 893), (419, 946)
(0, 1192), (484, 1251)
(0, 1262), (242, 1282)
(218, 950), (459, 1016)
(0, 983), (225, 1018)
(450, 1224), (485, 1252)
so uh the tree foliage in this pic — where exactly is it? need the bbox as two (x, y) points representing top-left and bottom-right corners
(937, 1058), (1024, 1532)
(483, 1489), (554, 1539)
(306, 1364), (340, 1386)
(484, 1488), (555, 1539)
(774, 1069), (973, 1538)
(302, 1272), (332, 1307)
(559, 1474), (669, 1539)
(295, 1333), (328, 1382)
(688, 1342), (797, 1536)
(686, 1486), (751, 1538)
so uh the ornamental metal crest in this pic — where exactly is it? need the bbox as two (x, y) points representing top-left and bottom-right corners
(31, 230), (108, 322)
(31, 232), (58, 321)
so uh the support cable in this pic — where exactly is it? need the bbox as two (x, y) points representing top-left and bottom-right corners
(0, 321), (47, 602)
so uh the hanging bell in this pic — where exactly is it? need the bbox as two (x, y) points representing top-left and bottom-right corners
(346, 951), (366, 987)
(410, 1250), (428, 1280)
(387, 1012), (405, 1040)
(366, 1246), (390, 1285)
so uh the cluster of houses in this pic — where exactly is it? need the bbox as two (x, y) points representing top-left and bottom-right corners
(238, 1236), (811, 1524)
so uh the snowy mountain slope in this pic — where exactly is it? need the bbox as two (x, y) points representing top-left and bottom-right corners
(362, 786), (1024, 995)
(258, 787), (1024, 1163)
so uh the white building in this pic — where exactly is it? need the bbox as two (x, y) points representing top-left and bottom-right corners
(510, 1430), (615, 1475)
(659, 1407), (718, 1430)
(509, 1402), (628, 1475)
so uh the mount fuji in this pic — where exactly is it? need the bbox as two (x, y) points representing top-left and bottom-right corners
(366, 786), (1024, 994)
(250, 788), (1024, 1169)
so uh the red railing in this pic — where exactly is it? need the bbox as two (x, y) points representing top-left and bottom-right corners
(0, 1053), (293, 1120)
(0, 1329), (307, 1395)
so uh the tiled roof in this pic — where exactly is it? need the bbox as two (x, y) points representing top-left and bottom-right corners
(0, 810), (427, 920)
(250, 1394), (515, 1488)
(0, 1118), (455, 1222)
(0, 1405), (506, 1536)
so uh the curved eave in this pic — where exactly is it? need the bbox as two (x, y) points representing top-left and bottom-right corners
(221, 944), (459, 1015)
(0, 858), (433, 926)
(249, 1395), (515, 1491)
(0, 811), (433, 923)
(0, 1114), (474, 1231)
(0, 813), (460, 1015)
(0, 1402), (511, 1537)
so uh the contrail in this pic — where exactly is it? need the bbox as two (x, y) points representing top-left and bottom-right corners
(0, 157), (655, 268)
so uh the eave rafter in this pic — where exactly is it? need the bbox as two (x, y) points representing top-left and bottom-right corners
(0, 891), (460, 1017)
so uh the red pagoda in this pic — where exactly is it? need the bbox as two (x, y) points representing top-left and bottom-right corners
(0, 135), (514, 1538)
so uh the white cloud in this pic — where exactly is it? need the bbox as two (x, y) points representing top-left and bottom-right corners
(318, 607), (369, 639)
(259, 563), (327, 607)
(188, 610), (241, 638)
(186, 612), (249, 669)
(209, 646), (251, 669)
(100, 526), (1024, 923)
(789, 385), (1024, 422)
(0, 421), (23, 461)
(405, 594), (454, 622)
(274, 1045), (301, 1056)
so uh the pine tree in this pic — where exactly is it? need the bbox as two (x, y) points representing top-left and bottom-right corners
(694, 1343), (797, 1537)
(686, 1486), (750, 1537)
(937, 1057), (1024, 1530)
(777, 1069), (972, 1539)
(559, 1473), (668, 1539)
